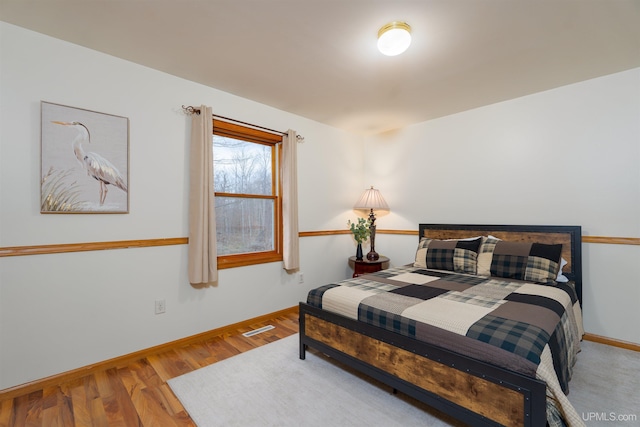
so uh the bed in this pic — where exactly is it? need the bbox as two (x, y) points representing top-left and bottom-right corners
(299, 224), (584, 427)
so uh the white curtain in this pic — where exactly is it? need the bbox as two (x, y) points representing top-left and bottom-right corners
(282, 129), (299, 271)
(188, 105), (217, 284)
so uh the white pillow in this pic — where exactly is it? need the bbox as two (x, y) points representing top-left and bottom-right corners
(557, 258), (569, 282)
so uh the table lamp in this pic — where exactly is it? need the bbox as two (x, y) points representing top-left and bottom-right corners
(353, 186), (389, 261)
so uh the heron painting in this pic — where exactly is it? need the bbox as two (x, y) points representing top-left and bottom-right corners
(41, 102), (129, 213)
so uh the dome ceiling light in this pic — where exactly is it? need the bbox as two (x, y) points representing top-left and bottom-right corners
(377, 21), (412, 56)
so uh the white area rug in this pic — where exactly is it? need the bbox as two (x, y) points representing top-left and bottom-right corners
(168, 334), (462, 427)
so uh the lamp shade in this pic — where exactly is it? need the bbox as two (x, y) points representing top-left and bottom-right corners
(354, 186), (389, 211)
(377, 21), (411, 56)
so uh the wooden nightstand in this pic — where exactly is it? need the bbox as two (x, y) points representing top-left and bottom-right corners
(349, 255), (390, 278)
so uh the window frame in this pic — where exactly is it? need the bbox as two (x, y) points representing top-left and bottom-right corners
(212, 119), (283, 269)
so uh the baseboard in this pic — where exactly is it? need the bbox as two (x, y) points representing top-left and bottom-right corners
(583, 332), (640, 352)
(0, 306), (299, 402)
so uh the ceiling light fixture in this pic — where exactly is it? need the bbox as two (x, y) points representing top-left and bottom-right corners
(377, 21), (411, 56)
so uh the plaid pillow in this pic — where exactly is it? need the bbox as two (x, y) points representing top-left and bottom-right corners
(477, 236), (499, 276)
(413, 237), (482, 274)
(488, 241), (563, 283)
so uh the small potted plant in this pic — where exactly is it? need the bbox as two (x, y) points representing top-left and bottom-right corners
(347, 217), (371, 260)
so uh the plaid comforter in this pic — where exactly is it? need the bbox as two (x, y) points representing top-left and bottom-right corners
(307, 265), (585, 427)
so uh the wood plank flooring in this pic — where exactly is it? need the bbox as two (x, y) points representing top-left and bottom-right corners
(0, 311), (299, 427)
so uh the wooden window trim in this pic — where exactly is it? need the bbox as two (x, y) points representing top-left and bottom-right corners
(213, 119), (283, 269)
(213, 120), (282, 144)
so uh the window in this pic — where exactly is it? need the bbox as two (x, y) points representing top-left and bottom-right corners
(213, 120), (283, 269)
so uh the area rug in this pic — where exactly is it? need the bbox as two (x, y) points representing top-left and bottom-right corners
(168, 334), (462, 427)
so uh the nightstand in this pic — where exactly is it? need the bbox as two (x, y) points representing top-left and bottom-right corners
(349, 255), (390, 278)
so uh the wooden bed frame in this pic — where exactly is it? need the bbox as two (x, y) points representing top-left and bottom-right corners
(299, 224), (582, 427)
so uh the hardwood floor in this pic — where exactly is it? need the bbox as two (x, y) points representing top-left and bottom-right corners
(0, 311), (299, 427)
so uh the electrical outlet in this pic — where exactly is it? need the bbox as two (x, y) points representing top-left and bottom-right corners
(155, 299), (166, 314)
(299, 272), (304, 283)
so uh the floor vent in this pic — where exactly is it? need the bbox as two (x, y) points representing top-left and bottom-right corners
(242, 325), (275, 337)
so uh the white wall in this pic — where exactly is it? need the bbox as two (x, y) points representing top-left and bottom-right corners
(363, 68), (640, 344)
(0, 22), (364, 389)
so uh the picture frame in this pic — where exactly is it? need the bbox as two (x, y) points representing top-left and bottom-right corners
(41, 101), (129, 213)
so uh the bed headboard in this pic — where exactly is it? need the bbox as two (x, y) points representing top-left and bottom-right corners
(418, 224), (583, 304)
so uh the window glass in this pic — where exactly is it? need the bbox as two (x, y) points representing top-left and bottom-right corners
(213, 136), (272, 195)
(214, 196), (275, 255)
(212, 120), (282, 268)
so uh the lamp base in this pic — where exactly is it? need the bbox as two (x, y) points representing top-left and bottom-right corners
(366, 250), (379, 261)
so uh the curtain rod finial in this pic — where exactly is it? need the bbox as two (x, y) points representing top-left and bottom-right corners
(182, 105), (201, 115)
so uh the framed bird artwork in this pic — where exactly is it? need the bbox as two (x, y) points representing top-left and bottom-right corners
(41, 101), (129, 213)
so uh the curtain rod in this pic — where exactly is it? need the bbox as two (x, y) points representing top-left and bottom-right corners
(182, 105), (304, 141)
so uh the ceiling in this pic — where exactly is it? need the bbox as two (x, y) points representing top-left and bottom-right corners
(2, 0), (639, 135)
